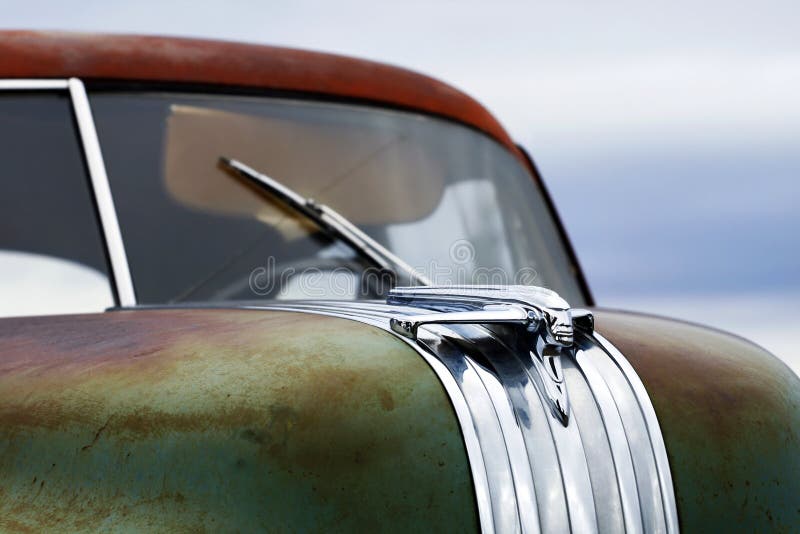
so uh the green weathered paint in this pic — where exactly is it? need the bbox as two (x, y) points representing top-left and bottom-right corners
(596, 310), (800, 533)
(0, 309), (478, 532)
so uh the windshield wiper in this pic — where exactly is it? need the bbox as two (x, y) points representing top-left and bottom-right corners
(220, 157), (431, 286)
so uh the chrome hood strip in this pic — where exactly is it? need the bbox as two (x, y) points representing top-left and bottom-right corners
(594, 333), (679, 534)
(250, 301), (678, 533)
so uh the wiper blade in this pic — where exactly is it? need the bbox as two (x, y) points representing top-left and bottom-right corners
(220, 157), (431, 286)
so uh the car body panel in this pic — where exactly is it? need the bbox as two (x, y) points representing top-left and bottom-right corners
(0, 308), (477, 532)
(596, 310), (800, 533)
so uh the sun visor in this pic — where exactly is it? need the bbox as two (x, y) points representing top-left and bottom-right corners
(162, 104), (445, 233)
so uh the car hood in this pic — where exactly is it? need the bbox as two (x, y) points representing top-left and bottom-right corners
(0, 300), (798, 532)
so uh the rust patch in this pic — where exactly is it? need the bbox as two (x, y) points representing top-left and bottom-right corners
(379, 389), (395, 411)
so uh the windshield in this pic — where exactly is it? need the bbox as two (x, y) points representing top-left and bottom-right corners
(91, 92), (586, 305)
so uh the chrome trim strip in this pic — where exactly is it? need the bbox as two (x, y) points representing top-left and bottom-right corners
(454, 326), (541, 533)
(594, 333), (679, 534)
(0, 79), (69, 90)
(411, 329), (498, 534)
(561, 357), (625, 532)
(470, 361), (537, 533)
(67, 78), (136, 306)
(591, 348), (665, 531)
(511, 355), (571, 533)
(538, 374), (598, 533)
(486, 328), (596, 533)
(574, 341), (644, 533)
(432, 335), (521, 533)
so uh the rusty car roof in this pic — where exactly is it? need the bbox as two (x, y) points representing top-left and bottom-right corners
(0, 31), (516, 152)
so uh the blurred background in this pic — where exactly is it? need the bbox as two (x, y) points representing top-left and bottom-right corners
(4, 1), (798, 371)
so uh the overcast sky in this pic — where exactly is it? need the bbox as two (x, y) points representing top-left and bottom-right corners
(3, 1), (798, 366)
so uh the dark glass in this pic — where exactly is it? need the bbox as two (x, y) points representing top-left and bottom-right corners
(0, 93), (114, 316)
(92, 92), (585, 305)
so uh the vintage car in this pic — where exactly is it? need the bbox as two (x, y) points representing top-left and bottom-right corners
(0, 31), (797, 533)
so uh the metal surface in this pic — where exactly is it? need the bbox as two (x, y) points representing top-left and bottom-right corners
(68, 78), (136, 306)
(389, 285), (575, 346)
(264, 296), (680, 534)
(389, 285), (580, 425)
(390, 304), (533, 339)
(572, 343), (643, 533)
(596, 310), (800, 533)
(0, 309), (477, 532)
(0, 31), (517, 155)
(389, 286), (576, 426)
(0, 79), (68, 90)
(594, 332), (677, 533)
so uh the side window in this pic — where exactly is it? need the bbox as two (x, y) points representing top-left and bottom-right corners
(0, 92), (114, 317)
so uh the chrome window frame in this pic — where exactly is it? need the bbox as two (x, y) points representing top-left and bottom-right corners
(0, 78), (136, 308)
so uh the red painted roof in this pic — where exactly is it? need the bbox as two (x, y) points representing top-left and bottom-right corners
(0, 31), (516, 152)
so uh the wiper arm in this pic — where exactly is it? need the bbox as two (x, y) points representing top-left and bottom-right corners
(220, 157), (431, 286)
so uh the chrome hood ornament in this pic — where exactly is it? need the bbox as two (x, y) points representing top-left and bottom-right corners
(387, 285), (593, 425)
